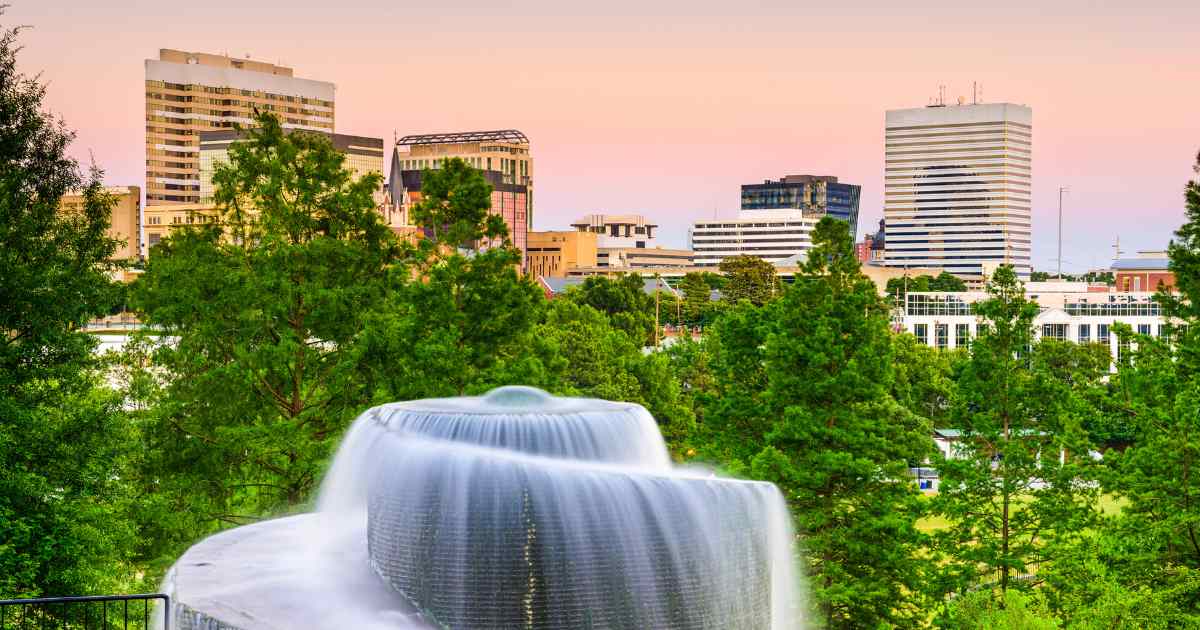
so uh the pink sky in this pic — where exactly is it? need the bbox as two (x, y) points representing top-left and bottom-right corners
(10, 0), (1200, 272)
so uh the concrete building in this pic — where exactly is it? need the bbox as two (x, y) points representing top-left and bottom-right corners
(198, 130), (384, 204)
(898, 281), (1166, 362)
(567, 214), (691, 270)
(389, 130), (532, 253)
(571, 214), (658, 248)
(884, 101), (1032, 279)
(689, 210), (820, 267)
(142, 203), (217, 251)
(145, 49), (335, 205)
(742, 175), (861, 236)
(1112, 250), (1174, 292)
(60, 186), (141, 260)
(526, 231), (598, 277)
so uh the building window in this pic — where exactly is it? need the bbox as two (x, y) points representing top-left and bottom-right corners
(1098, 323), (1110, 344)
(1138, 324), (1152, 336)
(913, 323), (928, 345)
(1041, 324), (1067, 341)
(1078, 324), (1090, 343)
(935, 324), (949, 349)
(956, 324), (969, 348)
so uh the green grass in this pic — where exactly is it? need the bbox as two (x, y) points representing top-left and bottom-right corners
(915, 493), (1125, 533)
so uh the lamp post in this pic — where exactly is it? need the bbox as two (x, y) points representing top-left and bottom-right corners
(1057, 187), (1070, 278)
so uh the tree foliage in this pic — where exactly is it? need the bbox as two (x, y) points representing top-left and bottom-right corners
(409, 157), (507, 249)
(718, 254), (780, 305)
(131, 113), (396, 544)
(0, 18), (135, 597)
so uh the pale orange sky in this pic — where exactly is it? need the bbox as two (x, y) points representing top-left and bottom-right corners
(10, 0), (1200, 271)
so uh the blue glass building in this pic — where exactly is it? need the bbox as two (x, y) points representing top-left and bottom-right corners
(740, 175), (860, 236)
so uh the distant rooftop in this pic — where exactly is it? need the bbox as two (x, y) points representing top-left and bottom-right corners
(396, 130), (529, 146)
(1111, 257), (1170, 271)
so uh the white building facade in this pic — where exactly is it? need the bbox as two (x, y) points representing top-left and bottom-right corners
(884, 102), (1032, 279)
(689, 210), (819, 267)
(899, 282), (1167, 362)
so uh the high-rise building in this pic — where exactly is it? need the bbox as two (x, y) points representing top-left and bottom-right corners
(389, 130), (532, 253)
(198, 130), (384, 204)
(59, 186), (141, 260)
(145, 49), (335, 205)
(689, 210), (820, 267)
(741, 175), (861, 236)
(883, 102), (1032, 279)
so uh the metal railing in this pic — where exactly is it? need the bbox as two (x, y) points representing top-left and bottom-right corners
(0, 594), (169, 630)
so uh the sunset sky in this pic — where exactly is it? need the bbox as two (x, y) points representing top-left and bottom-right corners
(11, 0), (1199, 272)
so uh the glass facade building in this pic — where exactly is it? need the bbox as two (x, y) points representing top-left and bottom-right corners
(740, 175), (860, 237)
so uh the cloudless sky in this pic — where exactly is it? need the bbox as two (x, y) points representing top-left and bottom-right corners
(9, 0), (1200, 272)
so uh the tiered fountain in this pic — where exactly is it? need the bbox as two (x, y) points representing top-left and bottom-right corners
(163, 386), (803, 629)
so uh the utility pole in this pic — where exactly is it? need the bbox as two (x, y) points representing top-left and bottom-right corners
(654, 275), (661, 347)
(1057, 187), (1069, 278)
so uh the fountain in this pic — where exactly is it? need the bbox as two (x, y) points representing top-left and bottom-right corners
(164, 386), (803, 629)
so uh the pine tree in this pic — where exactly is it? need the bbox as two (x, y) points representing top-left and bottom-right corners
(751, 216), (933, 628)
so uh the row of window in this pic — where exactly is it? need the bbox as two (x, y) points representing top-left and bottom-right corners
(148, 81), (332, 108)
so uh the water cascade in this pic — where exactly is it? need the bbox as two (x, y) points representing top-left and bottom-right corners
(163, 386), (803, 629)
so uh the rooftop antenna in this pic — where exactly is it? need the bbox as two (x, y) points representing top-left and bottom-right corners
(1113, 236), (1124, 261)
(973, 81), (978, 104)
(1057, 187), (1069, 278)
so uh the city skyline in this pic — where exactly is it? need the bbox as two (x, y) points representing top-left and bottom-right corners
(12, 0), (1200, 272)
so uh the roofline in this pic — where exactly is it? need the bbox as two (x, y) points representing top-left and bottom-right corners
(396, 130), (529, 146)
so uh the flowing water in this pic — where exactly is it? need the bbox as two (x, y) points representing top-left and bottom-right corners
(163, 386), (804, 629)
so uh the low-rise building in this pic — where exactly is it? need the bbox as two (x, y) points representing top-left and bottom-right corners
(526, 231), (598, 277)
(898, 281), (1168, 362)
(1112, 250), (1174, 292)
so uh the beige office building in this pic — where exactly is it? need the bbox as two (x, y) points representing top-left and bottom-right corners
(526, 231), (598, 277)
(198, 130), (384, 203)
(60, 186), (141, 260)
(884, 102), (1032, 279)
(145, 49), (335, 205)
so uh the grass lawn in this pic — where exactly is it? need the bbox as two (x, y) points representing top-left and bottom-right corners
(915, 493), (1126, 533)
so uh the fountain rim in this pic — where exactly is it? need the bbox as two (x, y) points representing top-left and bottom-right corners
(366, 385), (648, 417)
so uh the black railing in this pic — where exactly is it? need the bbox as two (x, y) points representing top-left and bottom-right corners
(0, 594), (169, 630)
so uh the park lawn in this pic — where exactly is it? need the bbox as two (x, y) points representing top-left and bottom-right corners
(916, 493), (1125, 533)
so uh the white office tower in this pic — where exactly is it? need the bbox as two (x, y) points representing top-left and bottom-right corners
(883, 102), (1032, 279)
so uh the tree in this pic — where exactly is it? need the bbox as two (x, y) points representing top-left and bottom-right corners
(930, 270), (968, 292)
(891, 331), (960, 426)
(679, 271), (722, 326)
(886, 273), (932, 305)
(745, 217), (934, 627)
(0, 18), (136, 597)
(563, 274), (656, 346)
(409, 157), (507, 249)
(719, 255), (780, 305)
(930, 266), (1098, 603)
(131, 112), (396, 543)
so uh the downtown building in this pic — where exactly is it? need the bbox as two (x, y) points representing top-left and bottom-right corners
(689, 211), (821, 267)
(883, 102), (1032, 279)
(741, 174), (861, 236)
(143, 130), (387, 252)
(388, 130), (532, 254)
(145, 49), (335, 205)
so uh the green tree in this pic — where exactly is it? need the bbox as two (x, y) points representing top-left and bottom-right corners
(886, 273), (932, 305)
(719, 254), (780, 305)
(941, 589), (1061, 630)
(131, 113), (396, 544)
(930, 267), (1098, 603)
(748, 217), (934, 627)
(930, 270), (968, 292)
(0, 19), (136, 597)
(679, 271), (722, 326)
(409, 157), (507, 249)
(564, 274), (656, 346)
(891, 331), (960, 426)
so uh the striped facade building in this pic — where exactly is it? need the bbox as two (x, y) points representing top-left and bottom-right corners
(883, 102), (1032, 279)
(689, 210), (820, 267)
(145, 49), (335, 205)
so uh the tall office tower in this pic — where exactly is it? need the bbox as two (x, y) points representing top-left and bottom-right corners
(389, 130), (533, 252)
(884, 102), (1032, 279)
(145, 49), (335, 205)
(741, 175), (861, 237)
